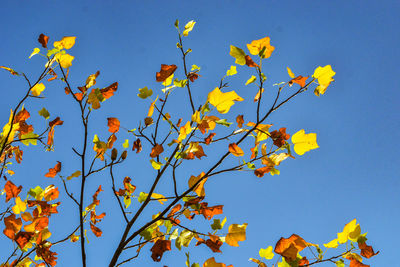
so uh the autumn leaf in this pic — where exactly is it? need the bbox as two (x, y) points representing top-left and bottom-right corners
(287, 67), (295, 78)
(53, 36), (76, 50)
(107, 117), (120, 133)
(203, 257), (233, 267)
(150, 144), (164, 158)
(156, 64), (178, 82)
(274, 234), (309, 262)
(197, 203), (223, 220)
(228, 143), (244, 157)
(205, 133), (216, 145)
(47, 117), (63, 148)
(45, 161), (61, 178)
(291, 129), (319, 155)
(289, 76), (308, 87)
(12, 197), (27, 214)
(0, 66), (19, 76)
(247, 37), (275, 58)
(207, 87), (243, 114)
(225, 223), (247, 247)
(24, 217), (49, 232)
(29, 48), (40, 59)
(4, 180), (22, 202)
(138, 86), (153, 99)
(229, 45), (246, 65)
(31, 83), (45, 96)
(188, 172), (207, 197)
(3, 214), (22, 240)
(245, 55), (259, 68)
(270, 127), (290, 147)
(183, 20), (196, 36)
(132, 138), (142, 153)
(38, 34), (49, 48)
(147, 96), (158, 117)
(90, 222), (102, 237)
(226, 66), (237, 76)
(358, 241), (379, 258)
(15, 231), (34, 249)
(38, 107), (50, 119)
(313, 65), (336, 96)
(100, 82), (118, 99)
(259, 246), (274, 259)
(55, 53), (74, 68)
(337, 219), (361, 243)
(151, 239), (171, 262)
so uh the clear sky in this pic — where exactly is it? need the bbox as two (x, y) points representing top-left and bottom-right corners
(0, 0), (399, 266)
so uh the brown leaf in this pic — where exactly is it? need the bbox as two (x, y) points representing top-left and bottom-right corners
(188, 72), (200, 82)
(156, 64), (177, 82)
(270, 127), (290, 148)
(236, 115), (244, 128)
(45, 161), (61, 178)
(150, 144), (164, 158)
(205, 236), (223, 253)
(38, 34), (49, 48)
(274, 234), (309, 262)
(254, 166), (272, 177)
(359, 242), (379, 259)
(228, 143), (244, 157)
(150, 239), (171, 262)
(36, 242), (58, 266)
(349, 259), (369, 267)
(4, 180), (22, 202)
(132, 138), (142, 153)
(100, 82), (118, 99)
(245, 55), (259, 68)
(14, 108), (30, 124)
(107, 117), (120, 133)
(47, 117), (63, 147)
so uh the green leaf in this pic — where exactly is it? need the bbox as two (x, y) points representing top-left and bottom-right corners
(122, 139), (129, 148)
(28, 186), (43, 201)
(335, 260), (345, 267)
(191, 264), (200, 267)
(140, 227), (154, 241)
(164, 219), (173, 234)
(245, 75), (257, 85)
(226, 66), (237, 76)
(191, 65), (200, 71)
(201, 102), (211, 114)
(229, 45), (246, 65)
(215, 119), (232, 127)
(173, 78), (187, 88)
(47, 47), (61, 57)
(174, 19), (179, 29)
(261, 73), (267, 82)
(124, 195), (131, 208)
(21, 132), (39, 146)
(137, 86), (153, 99)
(185, 252), (190, 267)
(38, 107), (50, 120)
(67, 170), (81, 180)
(211, 217), (227, 230)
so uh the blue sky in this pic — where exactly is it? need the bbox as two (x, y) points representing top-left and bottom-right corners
(1, 1), (399, 266)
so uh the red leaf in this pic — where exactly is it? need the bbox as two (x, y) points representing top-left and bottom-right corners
(38, 34), (49, 48)
(45, 161), (61, 178)
(156, 64), (177, 82)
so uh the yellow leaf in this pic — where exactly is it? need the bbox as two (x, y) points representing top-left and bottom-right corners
(183, 20), (196, 36)
(55, 53), (74, 68)
(225, 223), (247, 247)
(259, 246), (274, 259)
(228, 143), (244, 157)
(337, 219), (361, 244)
(147, 96), (158, 117)
(324, 238), (339, 248)
(247, 37), (275, 58)
(177, 121), (192, 142)
(12, 197), (27, 214)
(150, 159), (163, 170)
(287, 67), (295, 78)
(53, 36), (76, 50)
(247, 122), (272, 143)
(191, 110), (201, 124)
(229, 45), (246, 65)
(29, 48), (40, 59)
(312, 65), (335, 96)
(188, 172), (207, 197)
(31, 83), (45, 96)
(85, 71), (100, 89)
(70, 234), (79, 242)
(268, 153), (290, 166)
(203, 257), (229, 267)
(151, 193), (166, 204)
(245, 75), (256, 85)
(226, 65), (237, 76)
(207, 87), (243, 114)
(162, 73), (174, 86)
(291, 129), (319, 155)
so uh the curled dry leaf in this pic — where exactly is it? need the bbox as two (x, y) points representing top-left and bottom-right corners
(38, 33), (49, 48)
(150, 239), (171, 262)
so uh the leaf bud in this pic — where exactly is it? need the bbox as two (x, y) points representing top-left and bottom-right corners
(121, 150), (128, 160)
(111, 148), (118, 161)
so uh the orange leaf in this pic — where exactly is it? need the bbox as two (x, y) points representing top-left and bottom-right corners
(24, 217), (49, 232)
(205, 133), (216, 145)
(299, 257), (309, 266)
(245, 55), (259, 68)
(45, 161), (61, 178)
(156, 64), (177, 82)
(47, 117), (63, 147)
(107, 117), (120, 133)
(132, 138), (142, 153)
(3, 214), (22, 240)
(270, 127), (290, 148)
(236, 115), (244, 128)
(150, 239), (171, 262)
(38, 34), (49, 48)
(15, 108), (30, 123)
(359, 242), (379, 259)
(229, 143), (244, 157)
(75, 92), (83, 101)
(15, 231), (34, 249)
(349, 259), (369, 267)
(4, 180), (22, 202)
(289, 75), (308, 87)
(198, 202), (223, 220)
(90, 222), (102, 237)
(254, 166), (272, 177)
(253, 88), (265, 102)
(274, 234), (309, 262)
(150, 144), (164, 158)
(100, 82), (118, 99)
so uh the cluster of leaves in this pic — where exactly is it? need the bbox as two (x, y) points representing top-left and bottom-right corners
(0, 19), (377, 267)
